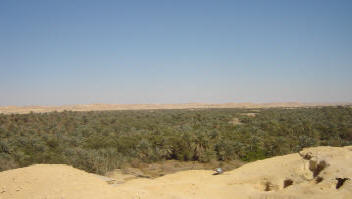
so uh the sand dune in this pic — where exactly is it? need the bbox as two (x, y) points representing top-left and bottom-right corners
(0, 102), (349, 114)
(1, 146), (351, 199)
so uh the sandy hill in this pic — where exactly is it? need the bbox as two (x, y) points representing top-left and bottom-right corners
(0, 146), (351, 199)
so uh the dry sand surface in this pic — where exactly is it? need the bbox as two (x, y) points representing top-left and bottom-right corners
(0, 102), (349, 114)
(1, 146), (351, 199)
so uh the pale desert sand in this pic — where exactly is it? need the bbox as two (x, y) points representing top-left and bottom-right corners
(0, 146), (351, 199)
(0, 102), (350, 114)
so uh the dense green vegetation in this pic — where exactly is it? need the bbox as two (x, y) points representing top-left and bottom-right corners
(1, 107), (351, 174)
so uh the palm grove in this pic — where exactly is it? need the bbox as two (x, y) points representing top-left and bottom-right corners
(1, 107), (351, 174)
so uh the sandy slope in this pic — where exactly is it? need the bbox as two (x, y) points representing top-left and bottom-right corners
(1, 146), (351, 199)
(1, 102), (348, 114)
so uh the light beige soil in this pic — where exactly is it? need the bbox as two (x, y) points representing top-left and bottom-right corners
(1, 146), (351, 199)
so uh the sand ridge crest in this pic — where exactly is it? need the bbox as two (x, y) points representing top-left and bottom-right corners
(1, 146), (351, 199)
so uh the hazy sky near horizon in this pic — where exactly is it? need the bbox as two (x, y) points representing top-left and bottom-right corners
(1, 0), (352, 106)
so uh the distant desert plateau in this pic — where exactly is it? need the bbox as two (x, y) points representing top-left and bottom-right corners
(0, 102), (350, 114)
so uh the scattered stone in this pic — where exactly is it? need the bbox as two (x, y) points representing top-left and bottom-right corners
(213, 168), (223, 175)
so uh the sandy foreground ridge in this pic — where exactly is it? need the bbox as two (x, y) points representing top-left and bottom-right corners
(0, 146), (351, 199)
(0, 102), (350, 114)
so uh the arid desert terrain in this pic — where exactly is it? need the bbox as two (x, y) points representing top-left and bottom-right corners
(0, 102), (349, 114)
(0, 146), (351, 199)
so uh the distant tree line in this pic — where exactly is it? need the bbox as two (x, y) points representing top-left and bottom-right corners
(0, 107), (351, 174)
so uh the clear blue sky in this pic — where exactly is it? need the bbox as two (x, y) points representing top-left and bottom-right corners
(1, 0), (351, 106)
